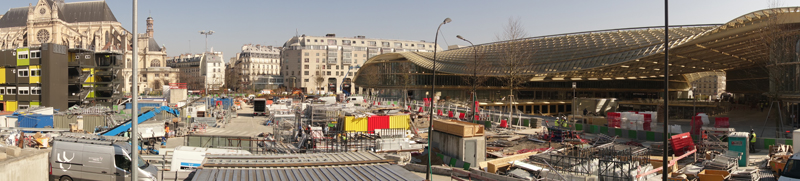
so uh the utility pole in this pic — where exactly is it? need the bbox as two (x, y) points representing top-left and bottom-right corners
(131, 0), (140, 180)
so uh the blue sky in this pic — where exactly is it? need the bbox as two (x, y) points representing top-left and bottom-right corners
(2, 0), (799, 61)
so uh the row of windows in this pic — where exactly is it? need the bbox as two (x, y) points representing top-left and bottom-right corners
(0, 87), (41, 95)
(17, 68), (41, 77)
(17, 51), (41, 59)
(306, 39), (432, 48)
(240, 52), (280, 59)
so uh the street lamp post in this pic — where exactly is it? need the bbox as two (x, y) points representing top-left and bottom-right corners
(131, 0), (140, 180)
(199, 30), (214, 52)
(427, 17), (452, 181)
(692, 87), (697, 117)
(456, 35), (477, 123)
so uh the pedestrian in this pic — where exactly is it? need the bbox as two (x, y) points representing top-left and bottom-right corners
(760, 103), (764, 112)
(164, 123), (170, 138)
(583, 108), (588, 116)
(749, 129), (757, 153)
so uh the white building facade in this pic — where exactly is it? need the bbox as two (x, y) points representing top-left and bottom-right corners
(230, 44), (281, 89)
(281, 34), (441, 94)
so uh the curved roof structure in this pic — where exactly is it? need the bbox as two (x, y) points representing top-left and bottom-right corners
(359, 7), (800, 81)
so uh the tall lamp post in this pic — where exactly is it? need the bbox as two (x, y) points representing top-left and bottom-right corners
(131, 0), (140, 180)
(661, 0), (671, 180)
(199, 30), (214, 52)
(456, 35), (477, 123)
(692, 86), (697, 117)
(427, 17), (452, 181)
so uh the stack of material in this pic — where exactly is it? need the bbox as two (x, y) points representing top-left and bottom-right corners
(729, 168), (757, 181)
(703, 156), (737, 172)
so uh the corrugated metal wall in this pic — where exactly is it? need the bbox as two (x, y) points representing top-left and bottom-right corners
(344, 116), (367, 132)
(389, 115), (410, 130)
(54, 114), (108, 132)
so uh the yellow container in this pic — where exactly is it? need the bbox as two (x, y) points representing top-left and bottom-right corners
(389, 115), (410, 130)
(344, 116), (368, 132)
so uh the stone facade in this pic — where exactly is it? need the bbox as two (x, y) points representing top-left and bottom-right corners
(281, 34), (441, 94)
(230, 44), (281, 89)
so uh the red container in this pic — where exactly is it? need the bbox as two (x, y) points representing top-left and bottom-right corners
(437, 110), (443, 116)
(606, 112), (621, 128)
(714, 117), (729, 128)
(642, 114), (652, 131)
(418, 107), (424, 112)
(448, 111), (454, 118)
(669, 132), (695, 156)
(459, 113), (466, 119)
(368, 115), (391, 132)
(475, 115), (480, 120)
(500, 120), (508, 128)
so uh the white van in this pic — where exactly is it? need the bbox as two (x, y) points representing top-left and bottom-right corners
(50, 134), (158, 181)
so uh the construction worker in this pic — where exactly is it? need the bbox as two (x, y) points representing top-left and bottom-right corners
(750, 129), (757, 153)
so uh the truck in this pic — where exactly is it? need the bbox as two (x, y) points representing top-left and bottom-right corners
(50, 133), (159, 181)
(253, 98), (267, 116)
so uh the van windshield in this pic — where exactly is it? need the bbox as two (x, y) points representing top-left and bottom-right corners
(783, 159), (800, 178)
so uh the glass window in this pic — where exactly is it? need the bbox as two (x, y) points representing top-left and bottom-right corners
(304, 52), (309, 56)
(31, 69), (41, 77)
(395, 42), (402, 48)
(30, 51), (41, 59)
(382, 42), (390, 47)
(304, 65), (309, 69)
(327, 39), (337, 45)
(18, 87), (29, 95)
(7, 88), (15, 95)
(32, 87), (41, 95)
(115, 155), (132, 171)
(304, 71), (309, 75)
(18, 69), (28, 77)
(369, 41), (377, 46)
(0, 88), (4, 95)
(304, 79), (309, 82)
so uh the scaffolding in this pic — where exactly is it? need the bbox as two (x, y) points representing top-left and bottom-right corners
(530, 143), (652, 181)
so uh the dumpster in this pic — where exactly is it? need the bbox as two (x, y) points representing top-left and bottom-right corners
(728, 132), (750, 167)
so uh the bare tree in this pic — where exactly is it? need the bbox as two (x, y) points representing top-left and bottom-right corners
(179, 70), (203, 91)
(459, 49), (491, 120)
(314, 70), (325, 94)
(396, 62), (415, 107)
(496, 17), (534, 122)
(359, 63), (383, 96)
(223, 66), (242, 92)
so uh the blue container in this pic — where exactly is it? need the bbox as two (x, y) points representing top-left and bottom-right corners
(125, 102), (164, 112)
(17, 114), (54, 128)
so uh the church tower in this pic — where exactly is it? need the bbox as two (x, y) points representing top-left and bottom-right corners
(146, 16), (154, 37)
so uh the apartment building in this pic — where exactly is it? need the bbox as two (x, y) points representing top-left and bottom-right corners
(282, 34), (441, 94)
(691, 74), (726, 100)
(230, 44), (281, 89)
(166, 52), (225, 91)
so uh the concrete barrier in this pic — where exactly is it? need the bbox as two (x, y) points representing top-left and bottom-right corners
(0, 148), (49, 181)
(0, 146), (21, 157)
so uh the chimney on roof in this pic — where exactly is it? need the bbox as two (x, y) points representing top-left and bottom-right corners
(356, 35), (365, 39)
(325, 34), (336, 37)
